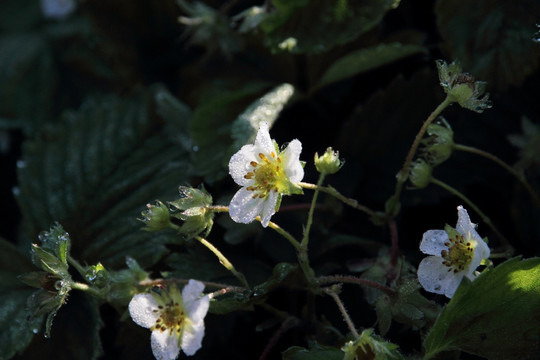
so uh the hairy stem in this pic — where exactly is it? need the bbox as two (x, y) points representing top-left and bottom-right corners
(324, 287), (360, 339)
(299, 182), (376, 217)
(430, 177), (512, 250)
(195, 235), (250, 289)
(318, 275), (395, 296)
(302, 173), (325, 248)
(455, 143), (540, 208)
(68, 255), (87, 278)
(390, 96), (453, 215)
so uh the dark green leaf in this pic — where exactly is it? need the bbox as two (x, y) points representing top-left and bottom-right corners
(0, 239), (41, 360)
(189, 82), (273, 182)
(282, 342), (343, 360)
(0, 0), (42, 31)
(435, 0), (540, 90)
(0, 32), (57, 134)
(21, 293), (104, 360)
(16, 91), (194, 269)
(261, 0), (399, 53)
(423, 257), (540, 360)
(315, 43), (427, 90)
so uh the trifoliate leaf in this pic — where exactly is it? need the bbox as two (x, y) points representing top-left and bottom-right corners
(16, 91), (194, 269)
(315, 43), (427, 90)
(423, 257), (540, 360)
(0, 238), (42, 360)
(435, 0), (540, 90)
(261, 0), (399, 54)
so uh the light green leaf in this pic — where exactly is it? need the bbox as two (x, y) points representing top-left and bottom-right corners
(0, 238), (42, 360)
(423, 257), (540, 360)
(435, 0), (540, 90)
(189, 82), (274, 182)
(16, 91), (194, 269)
(315, 43), (427, 90)
(261, 0), (399, 53)
(230, 83), (295, 151)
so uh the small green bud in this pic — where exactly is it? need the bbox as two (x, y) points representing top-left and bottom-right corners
(436, 59), (492, 113)
(314, 147), (343, 175)
(409, 159), (433, 189)
(85, 262), (110, 288)
(421, 119), (455, 166)
(169, 185), (215, 237)
(139, 200), (172, 232)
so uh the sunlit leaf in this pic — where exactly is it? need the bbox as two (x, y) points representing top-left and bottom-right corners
(423, 257), (540, 360)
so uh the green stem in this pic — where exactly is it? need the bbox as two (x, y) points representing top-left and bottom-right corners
(324, 287), (359, 339)
(318, 275), (395, 297)
(206, 205), (230, 213)
(68, 256), (87, 277)
(391, 96), (453, 214)
(430, 177), (512, 250)
(70, 281), (104, 299)
(302, 174), (325, 248)
(299, 182), (376, 217)
(266, 220), (302, 251)
(195, 235), (250, 289)
(267, 220), (316, 288)
(455, 143), (540, 208)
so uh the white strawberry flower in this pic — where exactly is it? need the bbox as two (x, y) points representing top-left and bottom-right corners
(128, 280), (210, 359)
(228, 122), (304, 227)
(417, 206), (490, 298)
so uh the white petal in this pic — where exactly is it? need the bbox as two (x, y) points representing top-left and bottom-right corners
(456, 206), (482, 242)
(254, 122), (274, 154)
(229, 144), (257, 186)
(182, 280), (210, 324)
(419, 230), (449, 256)
(417, 256), (462, 298)
(181, 321), (205, 356)
(182, 280), (205, 305)
(259, 191), (279, 227)
(229, 187), (265, 224)
(281, 139), (304, 183)
(151, 330), (181, 360)
(465, 238), (491, 279)
(129, 293), (160, 329)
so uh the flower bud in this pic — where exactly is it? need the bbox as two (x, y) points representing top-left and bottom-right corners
(169, 186), (214, 237)
(139, 200), (172, 232)
(409, 159), (433, 189)
(314, 147), (343, 175)
(436, 59), (492, 113)
(421, 120), (455, 166)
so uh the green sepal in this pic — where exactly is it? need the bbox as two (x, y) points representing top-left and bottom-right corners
(31, 245), (70, 279)
(342, 328), (403, 360)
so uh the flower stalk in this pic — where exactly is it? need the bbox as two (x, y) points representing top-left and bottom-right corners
(195, 235), (250, 289)
(455, 143), (540, 208)
(430, 177), (512, 251)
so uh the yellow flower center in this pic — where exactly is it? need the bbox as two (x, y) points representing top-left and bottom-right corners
(441, 233), (474, 273)
(244, 152), (287, 198)
(152, 302), (185, 335)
